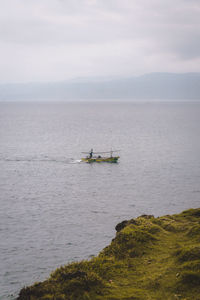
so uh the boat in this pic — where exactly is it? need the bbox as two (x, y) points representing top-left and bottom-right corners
(81, 149), (120, 163)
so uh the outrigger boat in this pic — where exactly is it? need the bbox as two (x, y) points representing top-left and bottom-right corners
(81, 149), (120, 163)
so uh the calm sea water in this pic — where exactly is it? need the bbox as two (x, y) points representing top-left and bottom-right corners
(0, 101), (200, 299)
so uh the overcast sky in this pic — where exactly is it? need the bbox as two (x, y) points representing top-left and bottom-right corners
(0, 0), (200, 83)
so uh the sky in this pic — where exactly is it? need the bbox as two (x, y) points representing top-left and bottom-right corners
(0, 0), (200, 83)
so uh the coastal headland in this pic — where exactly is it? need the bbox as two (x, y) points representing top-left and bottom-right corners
(17, 208), (200, 300)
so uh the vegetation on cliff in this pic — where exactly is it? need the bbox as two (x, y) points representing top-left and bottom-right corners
(17, 208), (200, 300)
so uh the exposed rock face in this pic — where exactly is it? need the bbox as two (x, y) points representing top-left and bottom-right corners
(115, 220), (129, 232)
(17, 208), (200, 300)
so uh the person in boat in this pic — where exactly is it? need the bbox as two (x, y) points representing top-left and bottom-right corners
(89, 149), (93, 158)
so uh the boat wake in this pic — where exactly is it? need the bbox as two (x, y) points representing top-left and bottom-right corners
(0, 156), (82, 164)
(70, 159), (82, 164)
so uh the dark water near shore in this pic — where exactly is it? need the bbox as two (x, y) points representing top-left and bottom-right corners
(0, 101), (200, 299)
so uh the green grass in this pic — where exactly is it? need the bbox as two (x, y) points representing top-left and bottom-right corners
(17, 208), (200, 300)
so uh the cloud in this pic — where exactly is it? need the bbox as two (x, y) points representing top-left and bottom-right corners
(0, 0), (199, 82)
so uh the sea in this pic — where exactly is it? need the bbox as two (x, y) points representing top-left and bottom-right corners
(0, 100), (200, 299)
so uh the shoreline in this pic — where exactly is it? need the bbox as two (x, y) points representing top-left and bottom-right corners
(17, 208), (200, 300)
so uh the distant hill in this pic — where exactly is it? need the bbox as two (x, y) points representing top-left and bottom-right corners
(0, 73), (200, 101)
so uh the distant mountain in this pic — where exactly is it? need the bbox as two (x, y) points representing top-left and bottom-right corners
(0, 73), (200, 101)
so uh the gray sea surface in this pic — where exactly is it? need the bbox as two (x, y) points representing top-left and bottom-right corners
(0, 100), (200, 299)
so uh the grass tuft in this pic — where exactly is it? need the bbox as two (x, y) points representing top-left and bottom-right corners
(178, 271), (200, 286)
(175, 246), (200, 262)
(187, 224), (200, 239)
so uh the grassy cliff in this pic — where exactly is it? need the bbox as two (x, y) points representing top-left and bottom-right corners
(17, 208), (200, 300)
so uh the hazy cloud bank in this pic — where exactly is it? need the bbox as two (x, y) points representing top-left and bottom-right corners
(0, 0), (200, 83)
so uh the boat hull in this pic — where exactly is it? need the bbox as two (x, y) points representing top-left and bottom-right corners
(81, 156), (119, 163)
